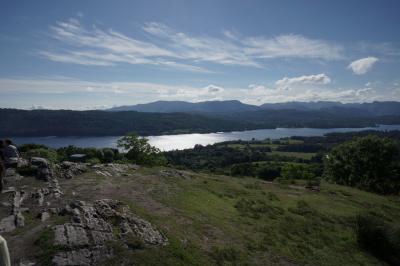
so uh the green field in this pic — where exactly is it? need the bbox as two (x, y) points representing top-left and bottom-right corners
(52, 167), (399, 265)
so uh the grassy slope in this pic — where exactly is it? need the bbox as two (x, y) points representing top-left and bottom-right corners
(52, 167), (400, 266)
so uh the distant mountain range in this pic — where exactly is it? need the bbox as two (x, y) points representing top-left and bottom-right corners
(108, 100), (259, 113)
(108, 100), (400, 116)
(2, 101), (400, 137)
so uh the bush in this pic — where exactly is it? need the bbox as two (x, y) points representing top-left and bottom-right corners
(356, 213), (400, 265)
(25, 148), (58, 163)
(324, 135), (400, 194)
(19, 143), (49, 152)
(257, 164), (281, 181)
(281, 164), (315, 180)
(230, 163), (254, 177)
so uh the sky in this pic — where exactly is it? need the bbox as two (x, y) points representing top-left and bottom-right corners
(1, 0), (400, 110)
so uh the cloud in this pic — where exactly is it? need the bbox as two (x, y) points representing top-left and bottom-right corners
(39, 19), (345, 72)
(3, 77), (397, 109)
(243, 34), (343, 60)
(275, 74), (331, 86)
(142, 22), (260, 67)
(348, 57), (379, 75)
(42, 19), (210, 72)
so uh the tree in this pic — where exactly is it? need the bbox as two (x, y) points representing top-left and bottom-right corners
(324, 135), (400, 194)
(117, 133), (166, 166)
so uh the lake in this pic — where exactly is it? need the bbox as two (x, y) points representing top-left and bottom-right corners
(11, 124), (400, 151)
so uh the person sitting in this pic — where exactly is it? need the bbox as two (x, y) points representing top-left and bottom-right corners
(3, 139), (20, 168)
(0, 141), (5, 192)
(0, 158), (4, 193)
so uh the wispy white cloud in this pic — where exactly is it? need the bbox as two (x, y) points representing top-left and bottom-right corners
(42, 19), (210, 72)
(1, 77), (398, 109)
(142, 22), (260, 67)
(40, 19), (345, 72)
(243, 34), (343, 60)
(275, 73), (331, 87)
(348, 57), (379, 75)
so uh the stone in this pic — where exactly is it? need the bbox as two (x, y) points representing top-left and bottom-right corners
(52, 249), (92, 266)
(52, 246), (111, 266)
(13, 191), (26, 214)
(0, 215), (16, 233)
(50, 199), (168, 265)
(127, 215), (167, 245)
(90, 231), (114, 245)
(18, 259), (36, 266)
(1, 202), (11, 207)
(39, 211), (50, 222)
(30, 157), (49, 168)
(54, 224), (89, 247)
(1, 187), (15, 194)
(57, 161), (87, 179)
(31, 190), (44, 206)
(15, 212), (25, 228)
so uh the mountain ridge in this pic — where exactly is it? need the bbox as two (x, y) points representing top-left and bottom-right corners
(107, 100), (400, 116)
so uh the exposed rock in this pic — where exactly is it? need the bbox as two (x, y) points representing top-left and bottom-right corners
(0, 215), (16, 232)
(56, 161), (87, 179)
(38, 211), (50, 222)
(30, 157), (50, 168)
(31, 189), (45, 206)
(31, 157), (53, 181)
(54, 224), (90, 247)
(18, 259), (36, 266)
(12, 190), (27, 214)
(15, 212), (25, 228)
(52, 249), (92, 266)
(1, 186), (16, 194)
(49, 199), (167, 265)
(52, 246), (112, 266)
(89, 163), (139, 178)
(159, 169), (192, 180)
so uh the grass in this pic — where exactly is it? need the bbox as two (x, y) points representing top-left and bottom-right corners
(270, 151), (316, 160)
(51, 166), (400, 265)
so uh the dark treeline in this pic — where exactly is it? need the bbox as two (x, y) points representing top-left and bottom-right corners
(2, 108), (400, 137)
(212, 109), (400, 128)
(0, 109), (255, 137)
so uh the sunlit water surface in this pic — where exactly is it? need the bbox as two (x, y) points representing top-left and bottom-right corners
(11, 124), (400, 151)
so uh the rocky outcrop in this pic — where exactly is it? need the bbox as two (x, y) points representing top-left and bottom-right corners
(51, 199), (167, 266)
(1, 157), (166, 265)
(90, 163), (139, 177)
(0, 190), (28, 233)
(159, 169), (192, 179)
(56, 161), (87, 179)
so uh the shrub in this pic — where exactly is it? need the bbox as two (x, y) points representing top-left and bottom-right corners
(230, 163), (255, 177)
(257, 164), (281, 180)
(19, 143), (49, 152)
(324, 135), (400, 194)
(356, 213), (400, 265)
(25, 148), (58, 163)
(281, 164), (315, 180)
(102, 148), (116, 163)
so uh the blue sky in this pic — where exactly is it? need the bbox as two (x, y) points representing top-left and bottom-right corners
(1, 0), (400, 109)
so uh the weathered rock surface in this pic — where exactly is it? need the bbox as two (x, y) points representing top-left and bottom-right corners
(160, 169), (192, 179)
(90, 163), (139, 177)
(0, 215), (16, 232)
(51, 199), (167, 266)
(1, 157), (167, 265)
(56, 161), (87, 179)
